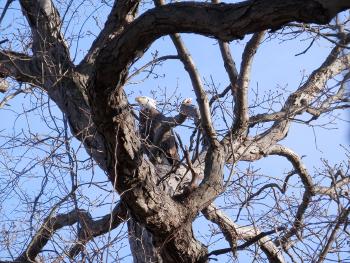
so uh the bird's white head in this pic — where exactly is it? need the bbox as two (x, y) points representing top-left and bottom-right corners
(182, 98), (192, 105)
(135, 96), (157, 110)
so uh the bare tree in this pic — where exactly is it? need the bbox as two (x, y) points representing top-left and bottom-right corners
(0, 0), (349, 262)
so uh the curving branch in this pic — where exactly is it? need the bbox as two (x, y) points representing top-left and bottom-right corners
(305, 71), (350, 122)
(267, 145), (314, 248)
(69, 202), (128, 258)
(281, 38), (350, 113)
(93, 0), (349, 92)
(259, 38), (350, 131)
(210, 0), (240, 115)
(0, 204), (127, 263)
(151, 0), (225, 214)
(223, 40), (350, 164)
(202, 203), (286, 263)
(155, 0), (217, 143)
(11, 202), (127, 262)
(15, 1), (110, 172)
(19, 0), (72, 90)
(78, 0), (140, 78)
(260, 65), (347, 125)
(218, 41), (239, 93)
(170, 32), (217, 142)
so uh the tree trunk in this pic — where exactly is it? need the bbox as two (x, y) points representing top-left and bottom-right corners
(128, 218), (163, 263)
(128, 217), (209, 263)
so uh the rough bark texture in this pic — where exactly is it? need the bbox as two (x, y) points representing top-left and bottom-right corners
(0, 0), (349, 262)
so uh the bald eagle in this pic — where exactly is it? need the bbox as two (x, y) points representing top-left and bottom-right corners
(179, 98), (200, 122)
(135, 96), (157, 110)
(135, 96), (190, 165)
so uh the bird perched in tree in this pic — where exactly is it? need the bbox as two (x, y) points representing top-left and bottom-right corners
(179, 98), (200, 122)
(135, 96), (192, 166)
(0, 79), (9, 93)
(135, 96), (157, 110)
(182, 98), (192, 105)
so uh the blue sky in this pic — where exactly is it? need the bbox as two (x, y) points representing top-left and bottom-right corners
(0, 1), (349, 262)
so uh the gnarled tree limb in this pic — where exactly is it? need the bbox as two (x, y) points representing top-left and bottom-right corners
(202, 203), (286, 263)
(0, 51), (41, 86)
(14, 202), (127, 262)
(267, 145), (314, 248)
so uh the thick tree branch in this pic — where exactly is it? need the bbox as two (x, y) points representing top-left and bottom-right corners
(211, 0), (239, 105)
(15, 203), (126, 262)
(267, 145), (315, 248)
(89, 0), (350, 196)
(170, 32), (217, 142)
(223, 42), (350, 164)
(208, 227), (286, 258)
(0, 203), (127, 262)
(19, 0), (72, 92)
(153, 0), (217, 143)
(242, 40), (350, 158)
(17, 1), (109, 171)
(0, 87), (33, 108)
(78, 0), (140, 78)
(233, 31), (265, 136)
(202, 205), (238, 257)
(282, 39), (350, 113)
(218, 42), (239, 93)
(69, 202), (128, 258)
(0, 51), (41, 86)
(314, 177), (350, 200)
(17, 1), (111, 172)
(249, 50), (350, 126)
(202, 204), (286, 263)
(153, 0), (225, 213)
(315, 0), (350, 17)
(94, 0), (348, 91)
(19, 0), (68, 56)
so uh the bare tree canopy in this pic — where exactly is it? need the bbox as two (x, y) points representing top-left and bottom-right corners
(0, 0), (349, 262)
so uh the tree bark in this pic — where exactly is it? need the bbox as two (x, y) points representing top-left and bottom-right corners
(1, 0), (349, 262)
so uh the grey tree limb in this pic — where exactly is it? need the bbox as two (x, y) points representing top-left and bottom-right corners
(202, 203), (286, 263)
(0, 51), (41, 86)
(233, 31), (265, 137)
(12, 202), (127, 262)
(267, 145), (314, 248)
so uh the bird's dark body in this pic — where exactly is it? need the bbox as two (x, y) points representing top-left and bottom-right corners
(139, 108), (185, 165)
